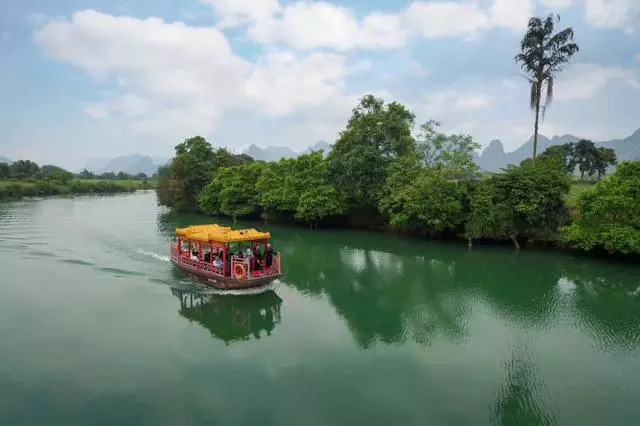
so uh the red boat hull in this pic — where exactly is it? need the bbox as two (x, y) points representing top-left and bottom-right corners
(171, 257), (282, 290)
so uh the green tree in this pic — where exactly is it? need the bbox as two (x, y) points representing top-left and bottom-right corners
(380, 156), (466, 235)
(218, 163), (264, 221)
(199, 163), (264, 221)
(155, 164), (175, 206)
(293, 152), (345, 228)
(465, 181), (513, 248)
(515, 14), (579, 159)
(573, 139), (598, 180)
(417, 120), (480, 178)
(0, 162), (9, 179)
(296, 185), (344, 229)
(539, 143), (575, 173)
(561, 161), (640, 254)
(256, 158), (298, 219)
(329, 95), (416, 221)
(493, 157), (571, 246)
(164, 136), (227, 211)
(100, 172), (116, 180)
(9, 160), (40, 179)
(78, 169), (95, 179)
(593, 146), (617, 180)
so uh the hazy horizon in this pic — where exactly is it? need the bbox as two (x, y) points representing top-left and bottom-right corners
(2, 0), (639, 170)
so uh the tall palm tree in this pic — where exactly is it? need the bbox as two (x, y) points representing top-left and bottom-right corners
(515, 14), (579, 159)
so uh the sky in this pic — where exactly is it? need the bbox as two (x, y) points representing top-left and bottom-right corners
(0, 0), (639, 170)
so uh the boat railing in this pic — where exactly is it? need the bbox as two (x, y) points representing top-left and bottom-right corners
(171, 244), (282, 280)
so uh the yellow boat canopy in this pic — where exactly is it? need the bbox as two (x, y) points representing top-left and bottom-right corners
(175, 224), (271, 243)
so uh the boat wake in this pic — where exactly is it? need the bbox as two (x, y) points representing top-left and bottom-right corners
(197, 280), (280, 297)
(137, 249), (170, 262)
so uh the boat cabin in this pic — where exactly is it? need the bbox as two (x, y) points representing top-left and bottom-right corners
(170, 224), (282, 288)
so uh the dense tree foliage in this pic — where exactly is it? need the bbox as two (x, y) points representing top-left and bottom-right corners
(41, 165), (73, 183)
(158, 94), (635, 256)
(539, 140), (617, 180)
(515, 14), (579, 159)
(156, 136), (245, 211)
(198, 151), (344, 227)
(417, 120), (480, 178)
(492, 158), (571, 245)
(0, 162), (9, 179)
(9, 160), (40, 179)
(328, 95), (416, 222)
(561, 162), (640, 255)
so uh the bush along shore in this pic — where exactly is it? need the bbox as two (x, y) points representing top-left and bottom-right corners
(156, 95), (640, 258)
(0, 160), (154, 200)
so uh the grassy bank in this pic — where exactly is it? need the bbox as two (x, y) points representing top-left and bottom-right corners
(0, 179), (155, 200)
(567, 181), (596, 208)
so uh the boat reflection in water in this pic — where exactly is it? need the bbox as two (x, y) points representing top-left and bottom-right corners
(171, 288), (282, 344)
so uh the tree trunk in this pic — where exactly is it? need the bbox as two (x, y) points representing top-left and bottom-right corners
(532, 83), (541, 160)
(467, 236), (473, 249)
(510, 234), (520, 250)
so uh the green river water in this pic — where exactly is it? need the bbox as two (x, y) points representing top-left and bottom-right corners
(1, 191), (639, 425)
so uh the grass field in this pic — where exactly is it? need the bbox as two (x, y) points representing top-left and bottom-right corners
(567, 181), (596, 207)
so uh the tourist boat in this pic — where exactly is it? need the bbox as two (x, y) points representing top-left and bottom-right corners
(170, 224), (283, 290)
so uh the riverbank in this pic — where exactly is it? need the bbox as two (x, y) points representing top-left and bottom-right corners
(0, 179), (154, 200)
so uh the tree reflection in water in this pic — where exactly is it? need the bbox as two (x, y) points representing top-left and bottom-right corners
(158, 212), (640, 354)
(171, 288), (282, 345)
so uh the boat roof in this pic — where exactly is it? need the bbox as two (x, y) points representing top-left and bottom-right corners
(175, 224), (271, 243)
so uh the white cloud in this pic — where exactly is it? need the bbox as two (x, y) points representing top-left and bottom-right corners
(203, 0), (281, 29)
(248, 1), (408, 50)
(245, 51), (350, 115)
(489, 0), (532, 31)
(538, 0), (573, 9)
(583, 0), (640, 32)
(206, 0), (531, 51)
(34, 10), (359, 143)
(555, 63), (640, 101)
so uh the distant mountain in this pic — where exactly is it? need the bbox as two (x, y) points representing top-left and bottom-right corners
(0, 156), (10, 164)
(243, 141), (332, 162)
(476, 129), (639, 172)
(85, 154), (163, 176)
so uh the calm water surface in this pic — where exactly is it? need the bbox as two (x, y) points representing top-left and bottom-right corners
(1, 192), (640, 425)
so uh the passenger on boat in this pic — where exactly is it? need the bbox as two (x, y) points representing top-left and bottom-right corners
(225, 250), (231, 276)
(213, 256), (223, 269)
(252, 244), (262, 270)
(264, 244), (274, 270)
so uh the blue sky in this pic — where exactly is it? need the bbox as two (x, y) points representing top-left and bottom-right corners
(1, 0), (639, 170)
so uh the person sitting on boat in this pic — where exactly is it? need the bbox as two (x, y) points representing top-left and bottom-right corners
(191, 247), (198, 260)
(264, 243), (274, 271)
(252, 244), (263, 270)
(213, 256), (223, 269)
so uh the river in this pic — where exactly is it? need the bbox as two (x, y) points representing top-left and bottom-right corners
(1, 191), (639, 425)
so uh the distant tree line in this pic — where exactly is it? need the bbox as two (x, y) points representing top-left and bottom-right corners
(156, 14), (639, 257)
(0, 159), (152, 182)
(539, 140), (617, 180)
(156, 94), (638, 256)
(0, 160), (152, 200)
